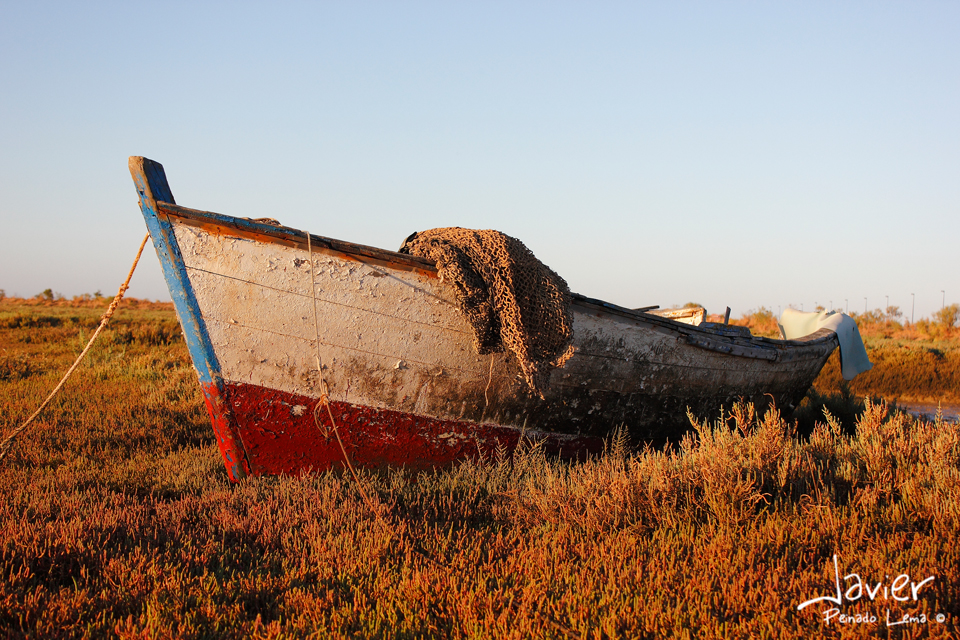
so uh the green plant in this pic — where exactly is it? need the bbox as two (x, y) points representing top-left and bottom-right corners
(935, 303), (960, 329)
(0, 353), (33, 381)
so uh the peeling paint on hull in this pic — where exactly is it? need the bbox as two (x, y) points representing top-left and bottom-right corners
(225, 381), (603, 476)
(130, 156), (840, 480)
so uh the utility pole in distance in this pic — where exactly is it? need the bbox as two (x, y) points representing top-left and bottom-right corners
(911, 293), (915, 324)
(943, 290), (946, 310)
(864, 298), (867, 314)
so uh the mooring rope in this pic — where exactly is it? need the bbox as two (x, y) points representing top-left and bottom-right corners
(305, 232), (390, 527)
(0, 233), (151, 462)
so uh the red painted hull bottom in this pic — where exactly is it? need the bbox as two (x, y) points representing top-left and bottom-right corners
(219, 382), (605, 477)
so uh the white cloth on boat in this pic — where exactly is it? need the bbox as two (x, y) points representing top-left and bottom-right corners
(778, 308), (872, 381)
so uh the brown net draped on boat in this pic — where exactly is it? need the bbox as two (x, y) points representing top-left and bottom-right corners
(400, 228), (575, 397)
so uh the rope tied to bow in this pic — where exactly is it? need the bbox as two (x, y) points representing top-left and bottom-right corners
(0, 234), (151, 462)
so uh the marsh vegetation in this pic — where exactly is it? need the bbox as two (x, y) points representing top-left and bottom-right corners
(1, 298), (958, 638)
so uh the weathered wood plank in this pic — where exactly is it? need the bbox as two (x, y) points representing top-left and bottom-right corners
(129, 157), (250, 482)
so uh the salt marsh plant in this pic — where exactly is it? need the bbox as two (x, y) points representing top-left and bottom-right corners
(0, 298), (958, 638)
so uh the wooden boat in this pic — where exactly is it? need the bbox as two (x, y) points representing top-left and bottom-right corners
(130, 157), (840, 481)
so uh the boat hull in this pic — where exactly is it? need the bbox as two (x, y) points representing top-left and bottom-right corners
(224, 381), (601, 476)
(130, 157), (838, 480)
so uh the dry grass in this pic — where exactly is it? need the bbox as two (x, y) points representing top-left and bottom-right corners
(731, 306), (781, 338)
(1, 300), (958, 638)
(735, 307), (960, 405)
(809, 342), (960, 406)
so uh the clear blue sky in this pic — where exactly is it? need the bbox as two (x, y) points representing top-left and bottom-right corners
(1, 2), (957, 320)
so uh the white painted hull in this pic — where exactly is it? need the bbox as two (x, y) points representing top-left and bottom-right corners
(131, 156), (838, 479)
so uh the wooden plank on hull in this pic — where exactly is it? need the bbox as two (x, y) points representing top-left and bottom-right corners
(157, 202), (436, 275)
(129, 156), (250, 482)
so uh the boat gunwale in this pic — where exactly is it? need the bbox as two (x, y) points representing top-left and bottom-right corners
(156, 200), (838, 359)
(157, 201), (436, 273)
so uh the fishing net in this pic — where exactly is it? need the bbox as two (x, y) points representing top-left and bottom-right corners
(400, 228), (575, 397)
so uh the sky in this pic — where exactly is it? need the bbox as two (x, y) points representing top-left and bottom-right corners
(1, 2), (957, 321)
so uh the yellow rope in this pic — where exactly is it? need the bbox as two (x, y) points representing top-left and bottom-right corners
(305, 232), (388, 525)
(0, 233), (151, 462)
(484, 353), (495, 408)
